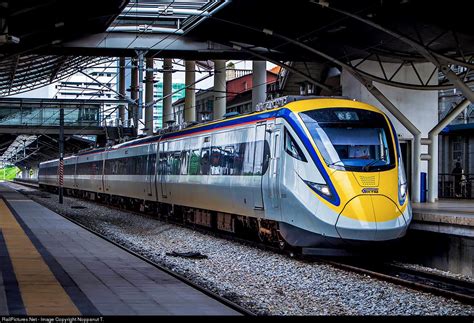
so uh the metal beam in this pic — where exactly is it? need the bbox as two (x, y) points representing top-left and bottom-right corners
(119, 7), (210, 17)
(230, 42), (333, 94)
(49, 56), (68, 83)
(61, 33), (236, 55)
(107, 26), (184, 34)
(8, 55), (19, 95)
(79, 70), (135, 105)
(315, 2), (474, 71)
(251, 29), (461, 91)
(0, 126), (105, 135)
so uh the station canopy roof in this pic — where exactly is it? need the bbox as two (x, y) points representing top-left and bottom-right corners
(0, 0), (127, 96)
(1, 0), (474, 97)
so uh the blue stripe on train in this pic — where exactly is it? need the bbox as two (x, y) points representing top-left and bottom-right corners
(276, 109), (341, 206)
(57, 108), (342, 206)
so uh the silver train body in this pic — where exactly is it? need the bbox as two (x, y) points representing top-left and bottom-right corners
(39, 97), (412, 249)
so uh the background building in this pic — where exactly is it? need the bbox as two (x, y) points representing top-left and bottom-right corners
(172, 67), (278, 124)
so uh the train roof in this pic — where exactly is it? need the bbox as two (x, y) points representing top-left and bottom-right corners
(41, 96), (380, 163)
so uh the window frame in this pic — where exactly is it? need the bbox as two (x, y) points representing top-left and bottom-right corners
(284, 128), (307, 162)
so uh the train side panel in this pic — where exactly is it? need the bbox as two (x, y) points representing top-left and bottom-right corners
(38, 159), (59, 187)
(63, 156), (77, 190)
(157, 123), (268, 218)
(75, 152), (104, 194)
(103, 144), (155, 201)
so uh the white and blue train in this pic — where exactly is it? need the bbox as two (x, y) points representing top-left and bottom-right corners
(39, 96), (412, 251)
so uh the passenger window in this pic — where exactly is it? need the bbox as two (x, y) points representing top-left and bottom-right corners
(233, 143), (245, 175)
(223, 146), (234, 175)
(200, 148), (210, 175)
(285, 129), (307, 162)
(210, 147), (221, 175)
(189, 149), (200, 175)
(180, 151), (189, 175)
(171, 152), (181, 175)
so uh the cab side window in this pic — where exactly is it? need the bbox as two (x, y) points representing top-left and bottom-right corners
(285, 129), (307, 162)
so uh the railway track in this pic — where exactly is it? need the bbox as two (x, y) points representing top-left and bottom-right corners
(12, 179), (474, 307)
(318, 259), (474, 305)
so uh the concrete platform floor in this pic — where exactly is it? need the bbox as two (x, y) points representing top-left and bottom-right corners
(0, 183), (240, 316)
(412, 199), (474, 237)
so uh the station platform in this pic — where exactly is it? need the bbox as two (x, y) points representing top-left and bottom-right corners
(0, 183), (240, 316)
(411, 199), (474, 237)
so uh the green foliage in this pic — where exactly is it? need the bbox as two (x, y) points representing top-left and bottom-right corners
(0, 166), (20, 180)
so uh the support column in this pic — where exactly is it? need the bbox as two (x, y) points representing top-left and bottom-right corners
(213, 60), (226, 119)
(163, 58), (173, 124)
(184, 60), (196, 123)
(413, 134), (421, 203)
(59, 107), (64, 204)
(427, 99), (470, 202)
(252, 61), (266, 111)
(428, 137), (438, 203)
(145, 57), (154, 135)
(129, 58), (138, 128)
(137, 52), (144, 123)
(118, 57), (126, 125)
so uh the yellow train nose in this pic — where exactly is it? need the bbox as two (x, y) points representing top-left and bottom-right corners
(336, 195), (407, 241)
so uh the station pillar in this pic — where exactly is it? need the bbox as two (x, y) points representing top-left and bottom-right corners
(163, 58), (173, 125)
(252, 61), (266, 111)
(118, 57), (126, 125)
(427, 99), (470, 202)
(213, 60), (226, 119)
(145, 57), (154, 136)
(129, 58), (138, 129)
(185, 60), (196, 123)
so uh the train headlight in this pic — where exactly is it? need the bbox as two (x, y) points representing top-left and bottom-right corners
(400, 182), (407, 199)
(398, 156), (408, 204)
(305, 180), (332, 197)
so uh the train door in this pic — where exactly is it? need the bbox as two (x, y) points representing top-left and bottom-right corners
(101, 153), (108, 193)
(145, 144), (156, 198)
(267, 124), (281, 211)
(73, 157), (78, 189)
(159, 141), (168, 199)
(254, 123), (266, 210)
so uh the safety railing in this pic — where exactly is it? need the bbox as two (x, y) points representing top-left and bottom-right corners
(438, 173), (473, 199)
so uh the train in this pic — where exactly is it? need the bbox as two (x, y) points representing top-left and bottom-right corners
(39, 96), (412, 252)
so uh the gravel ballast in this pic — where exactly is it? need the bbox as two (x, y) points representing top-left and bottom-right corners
(8, 182), (474, 316)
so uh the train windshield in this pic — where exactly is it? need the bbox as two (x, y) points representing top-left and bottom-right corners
(299, 108), (396, 172)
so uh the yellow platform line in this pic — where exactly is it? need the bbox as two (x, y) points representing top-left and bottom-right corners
(0, 200), (80, 315)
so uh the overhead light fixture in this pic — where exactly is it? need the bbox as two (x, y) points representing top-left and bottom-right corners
(0, 34), (20, 44)
(327, 25), (346, 33)
(158, 5), (174, 15)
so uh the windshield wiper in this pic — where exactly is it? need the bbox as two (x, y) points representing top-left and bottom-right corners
(362, 159), (384, 171)
(327, 160), (346, 169)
